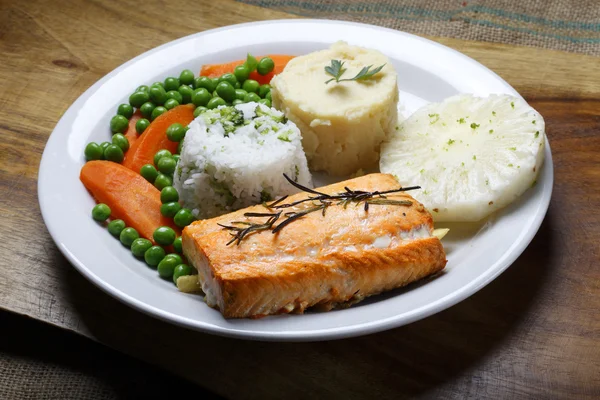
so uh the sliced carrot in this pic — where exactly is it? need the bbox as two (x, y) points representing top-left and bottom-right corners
(200, 60), (241, 78)
(199, 55), (295, 85)
(80, 160), (180, 244)
(124, 110), (142, 148)
(122, 104), (194, 174)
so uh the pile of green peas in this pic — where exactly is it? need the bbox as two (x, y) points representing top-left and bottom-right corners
(91, 203), (193, 283)
(157, 185), (195, 228)
(89, 111), (195, 279)
(83, 54), (275, 164)
(85, 55), (277, 283)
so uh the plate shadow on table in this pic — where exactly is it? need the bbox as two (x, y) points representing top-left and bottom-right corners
(49, 214), (556, 399)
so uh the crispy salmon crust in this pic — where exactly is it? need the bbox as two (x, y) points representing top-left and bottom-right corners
(182, 173), (447, 318)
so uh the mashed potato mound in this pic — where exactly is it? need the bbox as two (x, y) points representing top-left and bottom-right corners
(271, 41), (398, 176)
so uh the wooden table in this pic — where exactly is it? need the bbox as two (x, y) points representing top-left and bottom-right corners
(1, 0), (599, 398)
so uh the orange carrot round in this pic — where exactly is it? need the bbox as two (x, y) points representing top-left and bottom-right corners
(80, 160), (180, 244)
(122, 104), (194, 174)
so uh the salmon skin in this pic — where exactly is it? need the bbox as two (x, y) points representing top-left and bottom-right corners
(182, 173), (447, 318)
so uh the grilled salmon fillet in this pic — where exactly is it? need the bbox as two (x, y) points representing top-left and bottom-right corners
(182, 173), (447, 318)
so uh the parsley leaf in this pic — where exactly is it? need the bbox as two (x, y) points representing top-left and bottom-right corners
(324, 60), (347, 84)
(324, 60), (385, 84)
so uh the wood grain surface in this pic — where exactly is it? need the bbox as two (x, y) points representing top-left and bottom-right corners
(1, 0), (599, 398)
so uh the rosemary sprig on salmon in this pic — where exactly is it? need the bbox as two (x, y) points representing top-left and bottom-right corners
(218, 212), (281, 246)
(220, 174), (420, 245)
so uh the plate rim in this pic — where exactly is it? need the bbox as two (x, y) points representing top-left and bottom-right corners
(38, 19), (553, 341)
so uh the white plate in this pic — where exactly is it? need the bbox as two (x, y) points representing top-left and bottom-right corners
(38, 20), (553, 341)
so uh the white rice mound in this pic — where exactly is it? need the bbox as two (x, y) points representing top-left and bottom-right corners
(173, 102), (313, 219)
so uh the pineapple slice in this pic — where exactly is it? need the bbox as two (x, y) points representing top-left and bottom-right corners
(380, 94), (545, 222)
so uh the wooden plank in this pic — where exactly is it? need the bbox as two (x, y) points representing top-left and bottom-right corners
(1, 0), (599, 398)
(432, 37), (600, 100)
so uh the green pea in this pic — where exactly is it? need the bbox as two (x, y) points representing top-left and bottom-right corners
(139, 102), (155, 119)
(173, 236), (183, 253)
(84, 142), (104, 161)
(216, 81), (236, 102)
(157, 254), (180, 279)
(243, 92), (261, 103)
(245, 53), (258, 72)
(117, 103), (134, 119)
(136, 85), (149, 92)
(131, 238), (153, 258)
(151, 106), (167, 120)
(178, 85), (194, 104)
(164, 98), (180, 110)
(152, 81), (165, 88)
(149, 84), (167, 105)
(167, 253), (183, 265)
(172, 154), (180, 164)
(129, 91), (150, 108)
(212, 90), (219, 98)
(166, 90), (183, 104)
(107, 219), (126, 237)
(153, 226), (176, 246)
(153, 149), (172, 166)
(193, 106), (207, 117)
(173, 264), (192, 284)
(179, 69), (195, 86)
(160, 201), (181, 218)
(234, 89), (247, 100)
(110, 115), (129, 133)
(265, 90), (272, 101)
(232, 99), (243, 106)
(157, 156), (176, 175)
(92, 203), (111, 222)
(119, 227), (139, 247)
(258, 98), (271, 108)
(144, 245), (166, 267)
(140, 164), (158, 183)
(258, 84), (271, 98)
(194, 76), (216, 92)
(111, 133), (129, 152)
(100, 141), (111, 153)
(233, 64), (250, 82)
(192, 77), (203, 89)
(160, 186), (179, 203)
(207, 97), (226, 109)
(174, 208), (195, 228)
(242, 79), (259, 93)
(164, 77), (180, 91)
(104, 144), (124, 163)
(234, 81), (241, 89)
(219, 73), (237, 86)
(166, 123), (186, 142)
(257, 57), (275, 75)
(136, 118), (150, 134)
(192, 88), (211, 107)
(154, 173), (172, 190)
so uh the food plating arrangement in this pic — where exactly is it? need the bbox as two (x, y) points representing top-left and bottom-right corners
(76, 40), (546, 320)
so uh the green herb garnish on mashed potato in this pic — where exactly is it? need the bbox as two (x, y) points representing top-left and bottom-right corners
(324, 59), (385, 84)
(270, 41), (399, 176)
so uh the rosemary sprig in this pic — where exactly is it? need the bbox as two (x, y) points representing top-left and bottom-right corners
(325, 59), (386, 84)
(220, 174), (419, 245)
(272, 204), (328, 234)
(364, 199), (413, 212)
(218, 212), (280, 245)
